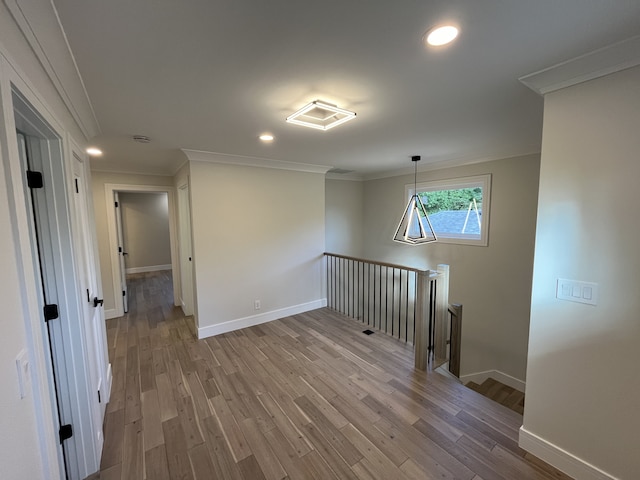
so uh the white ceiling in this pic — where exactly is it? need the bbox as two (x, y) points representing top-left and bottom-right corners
(52, 0), (640, 177)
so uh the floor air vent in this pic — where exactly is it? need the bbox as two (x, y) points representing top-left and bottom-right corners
(362, 329), (375, 335)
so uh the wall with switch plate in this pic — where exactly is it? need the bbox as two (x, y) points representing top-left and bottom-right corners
(523, 65), (640, 479)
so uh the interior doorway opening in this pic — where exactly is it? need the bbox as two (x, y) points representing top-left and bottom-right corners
(104, 184), (180, 319)
(10, 86), (105, 479)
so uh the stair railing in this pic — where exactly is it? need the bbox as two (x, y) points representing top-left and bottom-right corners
(324, 253), (450, 370)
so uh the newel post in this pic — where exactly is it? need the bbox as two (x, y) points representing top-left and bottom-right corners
(414, 269), (430, 370)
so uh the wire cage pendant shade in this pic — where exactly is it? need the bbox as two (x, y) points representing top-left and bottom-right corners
(393, 156), (437, 245)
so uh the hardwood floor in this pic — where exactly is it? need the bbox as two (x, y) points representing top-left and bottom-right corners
(93, 271), (572, 480)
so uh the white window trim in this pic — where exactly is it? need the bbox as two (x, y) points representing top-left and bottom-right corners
(406, 174), (492, 246)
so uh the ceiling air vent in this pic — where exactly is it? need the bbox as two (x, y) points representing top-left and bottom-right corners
(132, 135), (150, 143)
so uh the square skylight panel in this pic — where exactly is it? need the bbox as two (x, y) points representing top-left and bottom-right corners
(286, 100), (356, 131)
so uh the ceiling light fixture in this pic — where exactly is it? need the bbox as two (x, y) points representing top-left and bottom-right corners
(259, 134), (274, 142)
(393, 156), (437, 245)
(286, 100), (356, 131)
(86, 147), (103, 156)
(425, 25), (459, 46)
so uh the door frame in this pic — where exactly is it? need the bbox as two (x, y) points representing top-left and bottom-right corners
(104, 184), (180, 318)
(177, 182), (195, 316)
(0, 57), (101, 478)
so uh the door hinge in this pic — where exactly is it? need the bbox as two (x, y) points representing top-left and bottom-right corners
(43, 304), (59, 322)
(74, 178), (79, 193)
(98, 390), (101, 403)
(26, 170), (43, 189)
(59, 424), (73, 444)
(86, 288), (90, 303)
(114, 201), (118, 207)
(123, 290), (126, 297)
(118, 246), (122, 253)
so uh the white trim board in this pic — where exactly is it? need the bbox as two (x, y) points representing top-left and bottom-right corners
(519, 35), (640, 95)
(460, 369), (526, 392)
(519, 428), (618, 480)
(198, 299), (327, 339)
(104, 308), (119, 320)
(125, 264), (172, 274)
(183, 149), (331, 175)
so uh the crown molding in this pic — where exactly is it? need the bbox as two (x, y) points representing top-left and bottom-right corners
(325, 172), (364, 181)
(182, 149), (331, 175)
(519, 35), (640, 95)
(3, 0), (100, 139)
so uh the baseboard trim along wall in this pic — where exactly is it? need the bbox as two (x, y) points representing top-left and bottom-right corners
(198, 299), (327, 339)
(125, 264), (172, 274)
(104, 308), (118, 320)
(519, 428), (617, 480)
(459, 369), (526, 392)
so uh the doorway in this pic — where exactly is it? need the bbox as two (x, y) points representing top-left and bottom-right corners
(11, 88), (104, 479)
(104, 184), (180, 319)
(177, 183), (195, 316)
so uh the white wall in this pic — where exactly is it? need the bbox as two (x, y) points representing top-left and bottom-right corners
(362, 155), (540, 382)
(119, 192), (171, 271)
(325, 178), (364, 257)
(190, 160), (325, 336)
(91, 172), (174, 312)
(522, 66), (640, 479)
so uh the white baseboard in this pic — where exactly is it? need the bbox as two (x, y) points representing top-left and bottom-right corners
(460, 369), (526, 392)
(198, 299), (327, 339)
(519, 427), (617, 480)
(104, 308), (119, 320)
(125, 264), (172, 274)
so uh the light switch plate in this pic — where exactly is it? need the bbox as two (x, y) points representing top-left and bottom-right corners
(16, 349), (30, 399)
(556, 278), (598, 306)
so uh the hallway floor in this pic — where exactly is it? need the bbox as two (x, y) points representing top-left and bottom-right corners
(91, 271), (571, 480)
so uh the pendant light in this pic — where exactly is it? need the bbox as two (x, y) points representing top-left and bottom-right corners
(393, 156), (437, 245)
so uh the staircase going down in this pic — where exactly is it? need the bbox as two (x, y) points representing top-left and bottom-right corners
(466, 377), (525, 414)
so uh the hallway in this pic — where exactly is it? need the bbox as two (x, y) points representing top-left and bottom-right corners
(93, 271), (570, 480)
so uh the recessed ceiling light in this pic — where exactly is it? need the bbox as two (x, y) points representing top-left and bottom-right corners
(86, 147), (103, 156)
(425, 25), (459, 46)
(259, 134), (274, 142)
(286, 100), (356, 131)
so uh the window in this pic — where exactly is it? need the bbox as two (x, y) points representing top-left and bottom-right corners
(407, 174), (491, 246)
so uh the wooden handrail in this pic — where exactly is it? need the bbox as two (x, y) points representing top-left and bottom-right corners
(324, 252), (427, 274)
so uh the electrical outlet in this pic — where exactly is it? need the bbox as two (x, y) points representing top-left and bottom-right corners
(254, 300), (261, 310)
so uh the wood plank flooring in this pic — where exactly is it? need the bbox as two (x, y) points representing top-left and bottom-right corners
(92, 271), (572, 480)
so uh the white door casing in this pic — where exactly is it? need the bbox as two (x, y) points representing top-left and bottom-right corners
(10, 86), (101, 479)
(178, 183), (194, 316)
(104, 183), (180, 319)
(114, 192), (128, 314)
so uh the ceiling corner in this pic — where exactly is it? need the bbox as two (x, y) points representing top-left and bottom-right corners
(519, 35), (640, 95)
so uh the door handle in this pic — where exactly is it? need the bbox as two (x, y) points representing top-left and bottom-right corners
(93, 297), (104, 308)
